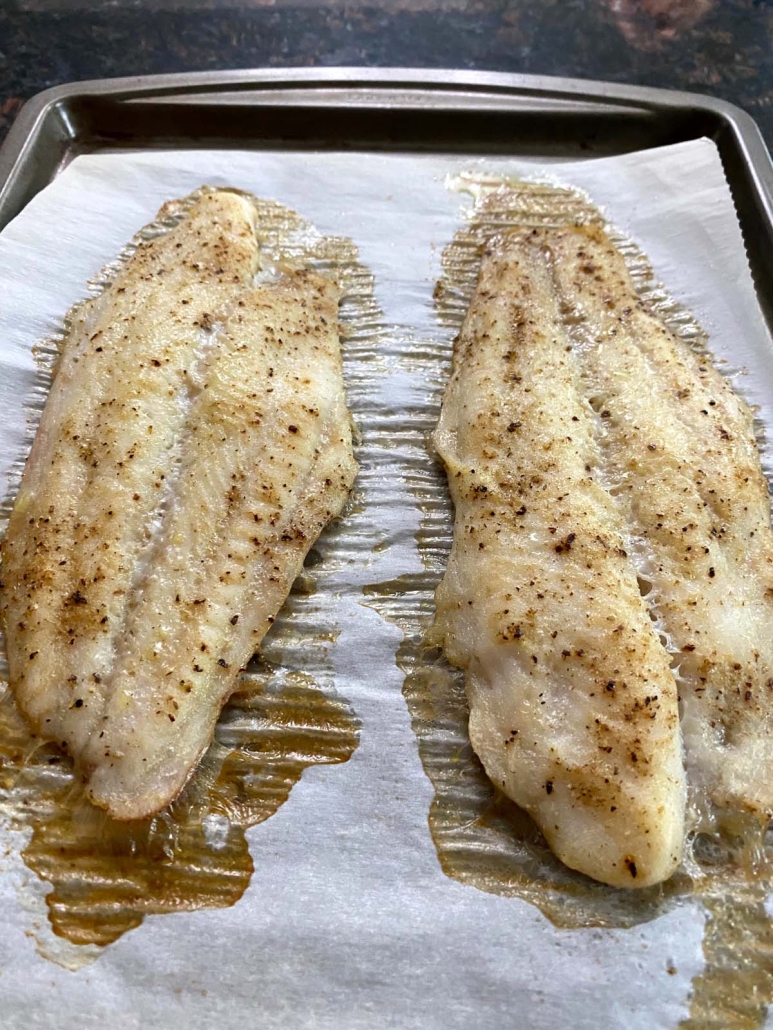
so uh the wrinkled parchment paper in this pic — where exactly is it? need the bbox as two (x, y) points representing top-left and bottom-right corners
(0, 140), (770, 1030)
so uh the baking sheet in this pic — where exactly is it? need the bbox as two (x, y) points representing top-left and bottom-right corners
(0, 140), (770, 1029)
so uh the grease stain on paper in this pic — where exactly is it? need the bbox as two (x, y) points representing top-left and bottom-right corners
(0, 189), (388, 962)
(0, 659), (358, 949)
(364, 174), (773, 1029)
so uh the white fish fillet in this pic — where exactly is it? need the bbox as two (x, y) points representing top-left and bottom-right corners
(431, 229), (686, 888)
(1, 192), (357, 820)
(545, 226), (773, 824)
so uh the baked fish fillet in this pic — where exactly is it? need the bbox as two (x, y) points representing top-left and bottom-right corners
(431, 230), (686, 888)
(1, 194), (357, 820)
(546, 225), (773, 824)
(85, 269), (357, 819)
(2, 190), (259, 760)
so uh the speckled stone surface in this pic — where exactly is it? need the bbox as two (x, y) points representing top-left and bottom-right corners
(0, 0), (771, 146)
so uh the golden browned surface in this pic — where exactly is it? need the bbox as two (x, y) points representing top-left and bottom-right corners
(364, 181), (773, 1023)
(85, 270), (357, 818)
(545, 226), (773, 823)
(1, 196), (358, 821)
(2, 190), (260, 757)
(431, 230), (686, 888)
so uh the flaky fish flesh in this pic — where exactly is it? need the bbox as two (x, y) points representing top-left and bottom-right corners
(434, 225), (723, 889)
(1, 190), (357, 820)
(545, 227), (773, 826)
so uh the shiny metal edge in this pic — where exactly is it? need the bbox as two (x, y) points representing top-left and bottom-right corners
(0, 68), (771, 317)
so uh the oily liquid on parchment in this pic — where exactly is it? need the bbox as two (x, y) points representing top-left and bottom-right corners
(0, 191), (383, 954)
(0, 659), (358, 948)
(366, 177), (773, 1029)
(0, 561), (360, 951)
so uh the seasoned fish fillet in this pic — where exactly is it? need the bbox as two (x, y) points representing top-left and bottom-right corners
(2, 191), (259, 758)
(86, 270), (357, 818)
(1, 194), (357, 820)
(545, 226), (773, 824)
(431, 231), (686, 888)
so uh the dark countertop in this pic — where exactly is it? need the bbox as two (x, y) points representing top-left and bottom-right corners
(0, 0), (772, 147)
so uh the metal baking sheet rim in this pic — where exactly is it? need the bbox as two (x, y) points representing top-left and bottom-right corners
(0, 70), (770, 1021)
(1, 68), (772, 209)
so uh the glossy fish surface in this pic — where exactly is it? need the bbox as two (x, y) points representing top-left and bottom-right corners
(432, 227), (694, 888)
(546, 226), (773, 826)
(1, 192), (357, 820)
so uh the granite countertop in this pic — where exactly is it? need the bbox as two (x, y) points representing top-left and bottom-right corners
(0, 0), (771, 146)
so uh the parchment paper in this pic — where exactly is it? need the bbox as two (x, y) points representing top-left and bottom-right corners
(0, 139), (770, 1030)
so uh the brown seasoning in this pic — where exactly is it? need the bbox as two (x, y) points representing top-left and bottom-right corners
(0, 188), (384, 954)
(365, 175), (773, 1028)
